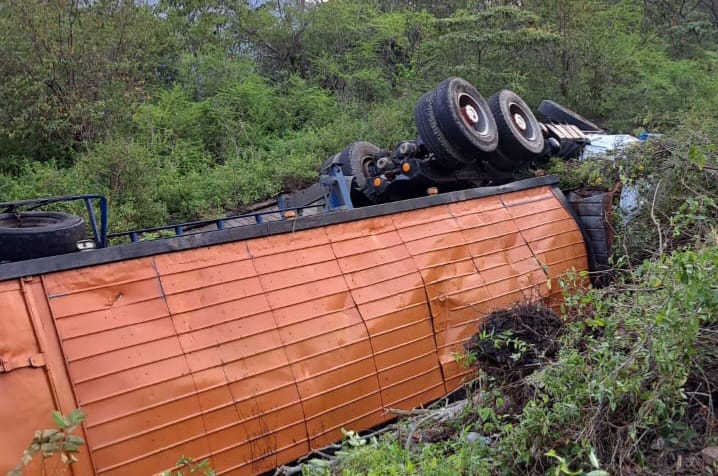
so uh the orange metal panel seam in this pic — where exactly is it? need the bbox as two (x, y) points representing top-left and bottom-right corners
(329, 219), (442, 412)
(93, 415), (287, 475)
(378, 353), (442, 380)
(150, 256), (218, 472)
(291, 354), (377, 386)
(86, 391), (304, 452)
(83, 384), (214, 430)
(309, 406), (389, 441)
(303, 227), (387, 418)
(368, 315), (431, 337)
(239, 241), (313, 457)
(389, 205), (456, 388)
(197, 417), (305, 461)
(45, 274), (157, 299)
(497, 193), (552, 283)
(20, 279), (56, 399)
(218, 437), (308, 475)
(504, 187), (588, 296)
(441, 201), (492, 371)
(151, 253), (308, 476)
(35, 275), (99, 476)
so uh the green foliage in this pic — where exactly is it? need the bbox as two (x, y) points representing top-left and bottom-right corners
(328, 430), (495, 475)
(423, 6), (560, 94)
(500, 246), (718, 473)
(8, 408), (85, 476)
(0, 0), (170, 163)
(1, 0), (717, 234)
(545, 156), (620, 190)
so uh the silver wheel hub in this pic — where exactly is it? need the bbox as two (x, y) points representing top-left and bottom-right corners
(513, 113), (527, 131)
(463, 105), (479, 124)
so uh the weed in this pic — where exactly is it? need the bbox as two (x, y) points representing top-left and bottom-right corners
(7, 409), (85, 476)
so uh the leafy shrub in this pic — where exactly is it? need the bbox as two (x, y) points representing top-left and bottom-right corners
(8, 409), (86, 476)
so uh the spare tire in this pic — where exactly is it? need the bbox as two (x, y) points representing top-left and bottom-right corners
(0, 211), (86, 262)
(488, 90), (544, 169)
(538, 100), (604, 133)
(413, 91), (465, 169)
(431, 77), (498, 162)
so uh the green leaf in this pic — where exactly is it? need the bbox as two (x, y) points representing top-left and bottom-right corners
(68, 408), (86, 426)
(65, 434), (85, 446)
(41, 429), (62, 441)
(63, 441), (81, 453)
(40, 441), (60, 456)
(52, 411), (70, 430)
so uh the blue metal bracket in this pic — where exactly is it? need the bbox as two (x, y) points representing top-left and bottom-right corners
(320, 164), (354, 212)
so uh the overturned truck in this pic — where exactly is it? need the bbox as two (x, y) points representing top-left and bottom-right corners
(0, 78), (610, 475)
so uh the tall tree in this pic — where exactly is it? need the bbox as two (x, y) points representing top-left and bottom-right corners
(0, 0), (170, 164)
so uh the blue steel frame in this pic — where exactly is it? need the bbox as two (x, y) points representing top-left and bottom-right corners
(0, 166), (355, 249)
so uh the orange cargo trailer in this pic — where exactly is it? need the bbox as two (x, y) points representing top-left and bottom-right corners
(1, 176), (590, 475)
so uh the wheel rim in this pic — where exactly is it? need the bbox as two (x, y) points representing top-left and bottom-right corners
(508, 102), (537, 140)
(458, 93), (490, 136)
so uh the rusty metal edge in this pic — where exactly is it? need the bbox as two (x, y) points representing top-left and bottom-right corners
(0, 176), (561, 281)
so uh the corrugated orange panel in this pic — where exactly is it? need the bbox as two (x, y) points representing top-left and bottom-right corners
(391, 204), (481, 390)
(153, 242), (252, 274)
(43, 258), (159, 296)
(249, 230), (385, 449)
(43, 262), (212, 475)
(466, 227), (547, 309)
(328, 218), (446, 411)
(160, 259), (257, 295)
(155, 246), (308, 475)
(49, 277), (163, 320)
(61, 318), (178, 363)
(53, 299), (170, 340)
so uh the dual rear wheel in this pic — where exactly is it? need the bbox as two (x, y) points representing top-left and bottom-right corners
(414, 78), (544, 171)
(328, 78), (547, 198)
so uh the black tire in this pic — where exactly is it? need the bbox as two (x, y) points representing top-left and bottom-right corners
(336, 141), (380, 191)
(0, 211), (86, 262)
(413, 91), (465, 169)
(321, 152), (341, 171)
(431, 77), (498, 162)
(538, 100), (604, 133)
(488, 90), (545, 168)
